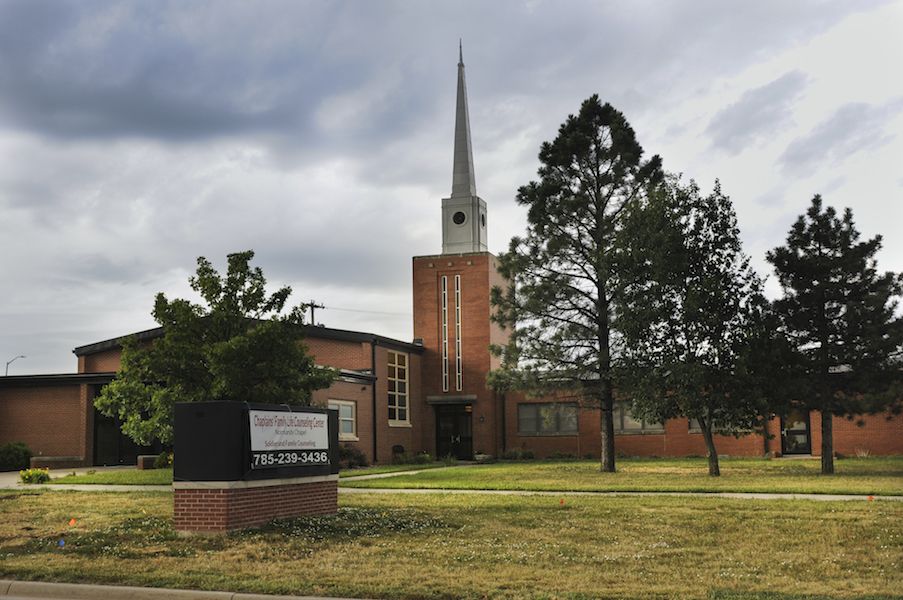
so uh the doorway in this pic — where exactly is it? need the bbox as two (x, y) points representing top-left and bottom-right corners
(780, 410), (812, 455)
(436, 404), (473, 460)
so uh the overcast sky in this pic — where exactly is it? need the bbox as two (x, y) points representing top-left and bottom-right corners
(2, 0), (902, 374)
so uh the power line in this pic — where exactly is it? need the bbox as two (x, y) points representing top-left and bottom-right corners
(324, 305), (410, 317)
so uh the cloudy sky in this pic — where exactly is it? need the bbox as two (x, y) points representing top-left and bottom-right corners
(2, 0), (902, 374)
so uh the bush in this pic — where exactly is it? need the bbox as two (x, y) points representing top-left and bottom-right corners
(339, 444), (369, 469)
(392, 451), (433, 465)
(0, 442), (32, 471)
(501, 448), (535, 460)
(441, 454), (458, 466)
(154, 451), (174, 469)
(19, 468), (50, 484)
(547, 451), (577, 460)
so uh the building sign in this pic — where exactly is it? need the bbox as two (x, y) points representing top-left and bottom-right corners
(248, 409), (330, 469)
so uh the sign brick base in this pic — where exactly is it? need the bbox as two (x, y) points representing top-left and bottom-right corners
(173, 474), (338, 534)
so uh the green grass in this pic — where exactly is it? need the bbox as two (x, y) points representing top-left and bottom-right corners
(0, 489), (900, 599)
(45, 463), (445, 485)
(341, 457), (903, 496)
(49, 469), (173, 486)
(339, 462), (448, 478)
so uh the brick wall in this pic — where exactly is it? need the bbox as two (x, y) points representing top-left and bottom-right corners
(311, 379), (375, 463)
(0, 384), (88, 462)
(79, 348), (123, 373)
(173, 477), (338, 533)
(413, 252), (508, 458)
(305, 338), (371, 371)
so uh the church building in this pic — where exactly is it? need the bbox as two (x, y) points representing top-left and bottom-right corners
(1, 49), (901, 468)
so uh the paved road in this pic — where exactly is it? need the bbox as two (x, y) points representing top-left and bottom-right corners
(1, 579), (369, 600)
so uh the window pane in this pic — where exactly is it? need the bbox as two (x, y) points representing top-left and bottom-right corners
(388, 407), (397, 420)
(538, 405), (558, 433)
(388, 380), (396, 393)
(397, 381), (406, 394)
(340, 420), (354, 434)
(518, 405), (538, 433)
(560, 404), (578, 433)
(398, 367), (407, 380)
(339, 404), (353, 419)
(397, 354), (406, 367)
(397, 395), (407, 409)
(622, 408), (644, 430)
(397, 408), (407, 421)
(388, 366), (397, 379)
(612, 405), (622, 431)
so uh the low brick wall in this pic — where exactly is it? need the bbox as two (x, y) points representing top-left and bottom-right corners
(173, 475), (338, 534)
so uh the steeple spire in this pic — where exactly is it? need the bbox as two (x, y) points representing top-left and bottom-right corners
(451, 40), (476, 198)
(441, 42), (487, 255)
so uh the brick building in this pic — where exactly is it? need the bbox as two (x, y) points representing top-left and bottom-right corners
(1, 49), (901, 467)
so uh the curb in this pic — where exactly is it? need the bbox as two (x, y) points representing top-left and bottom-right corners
(0, 580), (370, 600)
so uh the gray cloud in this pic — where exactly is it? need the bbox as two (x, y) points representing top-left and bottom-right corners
(706, 71), (809, 154)
(779, 99), (903, 175)
(0, 0), (898, 373)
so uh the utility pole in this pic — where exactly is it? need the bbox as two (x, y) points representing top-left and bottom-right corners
(309, 301), (325, 326)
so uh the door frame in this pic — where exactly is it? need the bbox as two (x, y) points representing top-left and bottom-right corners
(780, 410), (812, 455)
(435, 404), (473, 460)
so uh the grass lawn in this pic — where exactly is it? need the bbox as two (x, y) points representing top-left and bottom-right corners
(341, 457), (903, 496)
(0, 489), (900, 599)
(49, 469), (173, 486)
(45, 463), (446, 485)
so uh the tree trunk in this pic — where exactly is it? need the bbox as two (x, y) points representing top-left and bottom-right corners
(700, 419), (721, 477)
(820, 411), (834, 475)
(600, 391), (616, 472)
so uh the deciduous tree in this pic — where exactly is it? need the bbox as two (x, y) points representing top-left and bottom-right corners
(618, 178), (769, 476)
(95, 250), (335, 446)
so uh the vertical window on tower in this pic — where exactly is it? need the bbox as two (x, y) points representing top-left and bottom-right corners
(388, 351), (409, 425)
(441, 276), (449, 392)
(455, 274), (462, 391)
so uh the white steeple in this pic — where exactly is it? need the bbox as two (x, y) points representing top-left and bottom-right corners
(442, 41), (488, 255)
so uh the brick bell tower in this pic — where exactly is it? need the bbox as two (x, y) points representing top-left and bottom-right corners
(413, 43), (507, 459)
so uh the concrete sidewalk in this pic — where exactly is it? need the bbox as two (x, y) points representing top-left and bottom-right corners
(0, 580), (370, 600)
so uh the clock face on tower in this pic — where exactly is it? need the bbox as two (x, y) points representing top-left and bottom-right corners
(453, 211), (467, 225)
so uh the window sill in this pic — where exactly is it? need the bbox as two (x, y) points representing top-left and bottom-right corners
(339, 435), (360, 442)
(615, 430), (665, 436)
(388, 421), (412, 428)
(517, 432), (578, 437)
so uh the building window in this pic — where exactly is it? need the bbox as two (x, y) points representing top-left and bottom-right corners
(613, 403), (664, 434)
(454, 274), (462, 391)
(388, 351), (409, 425)
(441, 276), (449, 392)
(517, 403), (578, 436)
(328, 400), (357, 441)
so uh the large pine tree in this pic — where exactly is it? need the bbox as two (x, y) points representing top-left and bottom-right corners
(491, 96), (663, 472)
(767, 196), (903, 474)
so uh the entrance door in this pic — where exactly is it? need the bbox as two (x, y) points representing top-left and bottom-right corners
(436, 404), (473, 460)
(781, 410), (812, 455)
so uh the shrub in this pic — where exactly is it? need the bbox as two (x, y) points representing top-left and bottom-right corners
(19, 468), (50, 484)
(392, 451), (433, 465)
(154, 451), (174, 469)
(0, 442), (32, 471)
(547, 451), (577, 460)
(339, 444), (369, 469)
(501, 448), (535, 460)
(441, 454), (458, 466)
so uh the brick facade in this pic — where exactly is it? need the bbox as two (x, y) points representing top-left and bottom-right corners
(0, 382), (90, 463)
(413, 252), (508, 457)
(173, 476), (338, 534)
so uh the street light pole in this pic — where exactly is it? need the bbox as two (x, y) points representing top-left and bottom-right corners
(5, 355), (26, 376)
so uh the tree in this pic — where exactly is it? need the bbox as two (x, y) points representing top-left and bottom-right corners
(767, 196), (903, 474)
(617, 177), (769, 476)
(491, 96), (663, 472)
(95, 250), (335, 446)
